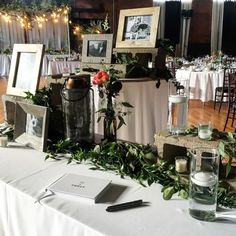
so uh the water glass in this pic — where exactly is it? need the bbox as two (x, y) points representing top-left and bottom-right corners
(198, 122), (212, 140)
(189, 148), (219, 221)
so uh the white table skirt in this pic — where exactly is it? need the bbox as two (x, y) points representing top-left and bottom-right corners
(176, 69), (224, 102)
(94, 79), (169, 145)
(0, 143), (236, 236)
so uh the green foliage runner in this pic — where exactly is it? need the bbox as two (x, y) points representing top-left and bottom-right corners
(45, 139), (236, 208)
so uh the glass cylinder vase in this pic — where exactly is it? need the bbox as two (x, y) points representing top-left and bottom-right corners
(103, 94), (117, 142)
(103, 115), (117, 142)
(167, 80), (189, 134)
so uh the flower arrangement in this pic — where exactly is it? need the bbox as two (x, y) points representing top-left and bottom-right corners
(210, 50), (224, 64)
(203, 50), (225, 67)
(92, 66), (133, 141)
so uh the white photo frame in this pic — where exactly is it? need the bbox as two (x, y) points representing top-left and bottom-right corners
(116, 7), (160, 48)
(82, 34), (113, 63)
(6, 44), (45, 97)
(14, 101), (49, 152)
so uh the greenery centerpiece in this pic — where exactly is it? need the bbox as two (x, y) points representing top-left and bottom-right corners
(45, 137), (236, 208)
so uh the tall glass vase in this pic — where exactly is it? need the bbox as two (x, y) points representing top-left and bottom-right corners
(103, 95), (117, 142)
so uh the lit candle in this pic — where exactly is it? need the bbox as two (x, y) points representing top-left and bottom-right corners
(148, 61), (153, 68)
(0, 136), (8, 147)
(175, 157), (187, 173)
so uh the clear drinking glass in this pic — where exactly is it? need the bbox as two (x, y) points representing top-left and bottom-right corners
(198, 122), (212, 140)
(189, 148), (219, 221)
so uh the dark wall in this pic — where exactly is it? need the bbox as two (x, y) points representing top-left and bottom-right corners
(222, 1), (236, 56)
(72, 0), (236, 57)
(72, 0), (152, 36)
(164, 1), (181, 45)
(188, 0), (212, 58)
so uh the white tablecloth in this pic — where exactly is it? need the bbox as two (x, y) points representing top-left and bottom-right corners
(176, 69), (224, 102)
(94, 79), (169, 145)
(47, 60), (80, 75)
(0, 54), (11, 76)
(0, 143), (236, 236)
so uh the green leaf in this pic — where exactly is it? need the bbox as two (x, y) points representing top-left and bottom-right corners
(117, 116), (126, 130)
(97, 108), (107, 113)
(179, 189), (189, 199)
(218, 141), (225, 157)
(122, 102), (133, 108)
(97, 116), (102, 123)
(226, 161), (232, 177)
(163, 186), (175, 200)
(228, 132), (235, 141)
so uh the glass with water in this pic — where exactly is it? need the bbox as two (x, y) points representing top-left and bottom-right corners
(189, 148), (219, 221)
(168, 80), (189, 134)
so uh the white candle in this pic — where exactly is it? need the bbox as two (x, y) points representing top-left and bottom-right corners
(191, 172), (217, 187)
(169, 95), (187, 104)
(0, 136), (8, 147)
(148, 61), (153, 68)
(175, 158), (187, 173)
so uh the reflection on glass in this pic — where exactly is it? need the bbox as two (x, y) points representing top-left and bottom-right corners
(14, 52), (36, 90)
(87, 40), (107, 57)
(123, 15), (152, 41)
(26, 114), (43, 137)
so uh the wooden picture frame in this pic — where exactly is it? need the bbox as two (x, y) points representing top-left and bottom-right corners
(82, 34), (113, 63)
(6, 44), (45, 97)
(116, 7), (160, 48)
(14, 102), (49, 152)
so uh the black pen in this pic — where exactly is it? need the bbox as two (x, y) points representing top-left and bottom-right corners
(106, 199), (143, 212)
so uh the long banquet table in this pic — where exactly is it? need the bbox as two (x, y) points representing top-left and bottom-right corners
(0, 143), (236, 236)
(176, 69), (224, 102)
(94, 79), (169, 145)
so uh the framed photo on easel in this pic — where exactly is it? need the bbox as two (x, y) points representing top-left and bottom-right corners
(116, 7), (160, 48)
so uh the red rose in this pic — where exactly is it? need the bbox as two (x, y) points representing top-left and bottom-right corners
(92, 71), (109, 86)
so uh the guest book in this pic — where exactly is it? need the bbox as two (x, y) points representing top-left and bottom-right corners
(46, 173), (112, 203)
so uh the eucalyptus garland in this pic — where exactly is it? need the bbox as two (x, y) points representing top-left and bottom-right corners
(45, 139), (236, 207)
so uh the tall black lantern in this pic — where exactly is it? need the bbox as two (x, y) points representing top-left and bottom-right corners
(61, 74), (94, 144)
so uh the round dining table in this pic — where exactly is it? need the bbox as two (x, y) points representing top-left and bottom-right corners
(176, 69), (224, 102)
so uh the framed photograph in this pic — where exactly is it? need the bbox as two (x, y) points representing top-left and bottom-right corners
(116, 7), (160, 48)
(14, 102), (50, 152)
(82, 34), (113, 63)
(6, 44), (45, 97)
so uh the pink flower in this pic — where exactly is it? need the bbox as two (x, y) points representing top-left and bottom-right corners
(92, 71), (109, 86)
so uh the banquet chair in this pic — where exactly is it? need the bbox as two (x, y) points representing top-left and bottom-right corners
(223, 72), (236, 131)
(214, 67), (236, 112)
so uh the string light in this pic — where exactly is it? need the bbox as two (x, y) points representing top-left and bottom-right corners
(0, 5), (70, 30)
